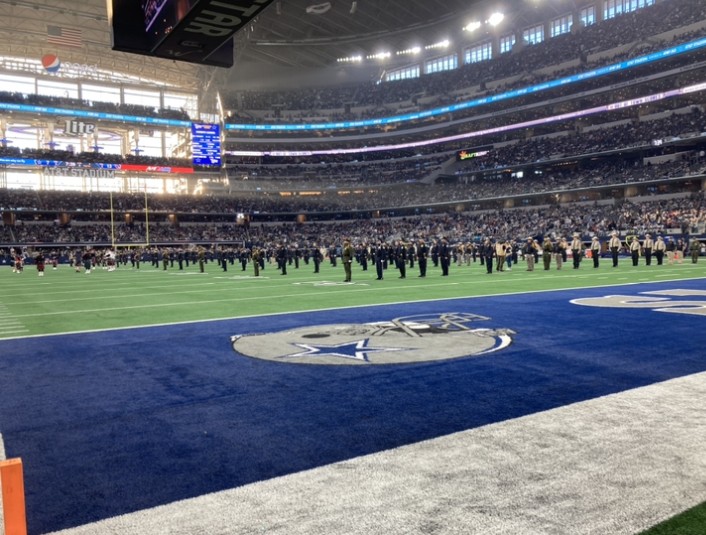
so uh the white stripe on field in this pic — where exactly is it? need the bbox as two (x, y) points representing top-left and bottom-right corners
(47, 371), (706, 535)
(1, 276), (704, 342)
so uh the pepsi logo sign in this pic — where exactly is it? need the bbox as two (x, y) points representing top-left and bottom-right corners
(41, 54), (61, 73)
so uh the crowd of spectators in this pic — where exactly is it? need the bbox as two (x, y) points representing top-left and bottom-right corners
(1, 194), (704, 247)
(0, 91), (191, 121)
(223, 106), (706, 189)
(1, 153), (703, 220)
(225, 0), (706, 120)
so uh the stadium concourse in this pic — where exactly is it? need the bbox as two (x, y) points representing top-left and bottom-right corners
(1, 0), (706, 534)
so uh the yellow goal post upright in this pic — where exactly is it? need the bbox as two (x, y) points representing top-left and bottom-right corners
(109, 186), (151, 256)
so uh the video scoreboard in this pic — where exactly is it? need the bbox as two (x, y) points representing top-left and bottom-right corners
(191, 123), (222, 167)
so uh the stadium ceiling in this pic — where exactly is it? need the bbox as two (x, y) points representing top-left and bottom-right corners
(233, 0), (491, 68)
(0, 0), (568, 93)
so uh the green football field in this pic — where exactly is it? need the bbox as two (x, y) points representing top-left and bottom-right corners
(1, 256), (705, 534)
(1, 257), (705, 339)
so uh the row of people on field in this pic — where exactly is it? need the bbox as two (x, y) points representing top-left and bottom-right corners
(5, 232), (701, 279)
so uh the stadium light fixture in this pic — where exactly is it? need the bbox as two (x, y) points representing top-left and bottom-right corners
(463, 21), (482, 32)
(488, 12), (505, 26)
(337, 55), (363, 63)
(396, 46), (422, 56)
(425, 39), (450, 50)
(366, 51), (392, 60)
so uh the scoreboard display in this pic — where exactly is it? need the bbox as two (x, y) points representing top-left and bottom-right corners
(191, 123), (222, 167)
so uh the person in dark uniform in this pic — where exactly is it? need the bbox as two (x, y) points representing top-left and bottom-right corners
(360, 243), (370, 272)
(35, 251), (45, 277)
(590, 236), (601, 268)
(342, 239), (354, 282)
(417, 239), (429, 277)
(407, 242), (415, 269)
(276, 243), (288, 275)
(374, 242), (386, 280)
(430, 239), (439, 268)
(481, 237), (494, 274)
(439, 237), (450, 276)
(395, 240), (407, 278)
(311, 244), (323, 273)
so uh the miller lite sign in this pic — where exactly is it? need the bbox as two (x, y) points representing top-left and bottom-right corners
(62, 119), (96, 135)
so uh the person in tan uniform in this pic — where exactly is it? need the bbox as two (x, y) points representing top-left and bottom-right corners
(590, 236), (601, 268)
(608, 231), (621, 267)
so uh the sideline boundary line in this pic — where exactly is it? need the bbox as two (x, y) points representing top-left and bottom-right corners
(0, 275), (703, 343)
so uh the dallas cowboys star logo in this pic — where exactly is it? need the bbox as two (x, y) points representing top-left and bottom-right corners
(285, 338), (405, 362)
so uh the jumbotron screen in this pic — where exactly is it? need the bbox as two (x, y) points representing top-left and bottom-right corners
(191, 123), (222, 167)
(109, 0), (277, 68)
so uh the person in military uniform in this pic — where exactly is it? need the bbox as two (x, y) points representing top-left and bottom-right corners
(629, 236), (641, 266)
(481, 237), (495, 274)
(342, 239), (354, 282)
(643, 234), (654, 266)
(395, 240), (407, 278)
(197, 246), (206, 273)
(279, 244), (289, 275)
(417, 239), (429, 277)
(653, 235), (666, 265)
(495, 238), (506, 272)
(590, 236), (601, 268)
(374, 241), (386, 280)
(553, 237), (564, 270)
(523, 237), (537, 271)
(542, 237), (553, 270)
(439, 237), (451, 276)
(608, 231), (621, 267)
(570, 233), (583, 269)
(252, 247), (262, 277)
(690, 236), (702, 263)
(35, 251), (45, 277)
(430, 239), (439, 268)
(311, 244), (323, 273)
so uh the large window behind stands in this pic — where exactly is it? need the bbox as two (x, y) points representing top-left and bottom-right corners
(81, 84), (120, 106)
(5, 122), (39, 151)
(0, 73), (35, 95)
(123, 87), (161, 111)
(499, 34), (516, 54)
(464, 42), (492, 64)
(3, 170), (185, 194)
(425, 54), (458, 75)
(550, 14), (573, 38)
(386, 65), (421, 82)
(36, 79), (79, 100)
(604, 0), (655, 20)
(580, 5), (596, 26)
(523, 24), (545, 45)
(164, 91), (197, 118)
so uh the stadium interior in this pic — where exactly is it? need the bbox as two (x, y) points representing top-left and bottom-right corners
(1, 0), (706, 534)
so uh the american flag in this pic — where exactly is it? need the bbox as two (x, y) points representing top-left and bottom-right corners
(46, 25), (82, 48)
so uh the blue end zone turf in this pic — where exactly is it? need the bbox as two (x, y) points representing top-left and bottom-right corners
(1, 281), (705, 534)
